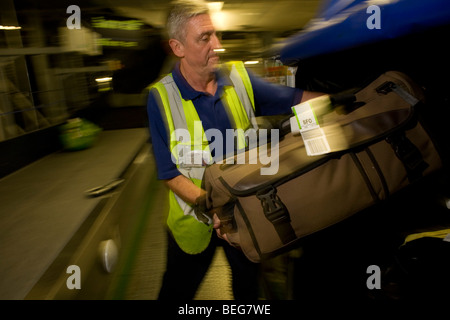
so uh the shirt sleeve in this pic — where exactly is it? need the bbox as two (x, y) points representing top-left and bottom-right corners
(147, 88), (181, 180)
(247, 69), (303, 116)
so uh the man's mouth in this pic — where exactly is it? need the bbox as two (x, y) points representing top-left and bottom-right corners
(209, 55), (220, 62)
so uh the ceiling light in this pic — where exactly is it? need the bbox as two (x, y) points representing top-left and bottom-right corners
(207, 2), (224, 13)
(244, 60), (259, 65)
(213, 48), (225, 52)
(95, 77), (112, 83)
(0, 25), (21, 30)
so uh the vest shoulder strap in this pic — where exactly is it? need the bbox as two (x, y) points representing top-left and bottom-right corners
(225, 61), (255, 110)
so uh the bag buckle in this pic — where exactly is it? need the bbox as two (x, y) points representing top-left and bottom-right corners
(256, 186), (290, 225)
(386, 132), (429, 182)
(376, 81), (396, 95)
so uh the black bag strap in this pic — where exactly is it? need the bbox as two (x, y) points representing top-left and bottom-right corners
(256, 186), (296, 245)
(386, 131), (429, 183)
(376, 81), (429, 182)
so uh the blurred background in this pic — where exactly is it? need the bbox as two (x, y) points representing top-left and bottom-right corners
(0, 0), (320, 155)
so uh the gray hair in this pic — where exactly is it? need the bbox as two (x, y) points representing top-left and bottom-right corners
(166, 0), (210, 42)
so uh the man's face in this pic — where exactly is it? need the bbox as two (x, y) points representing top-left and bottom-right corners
(180, 14), (222, 74)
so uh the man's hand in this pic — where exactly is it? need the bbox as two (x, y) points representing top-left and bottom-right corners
(193, 192), (211, 225)
(213, 213), (232, 245)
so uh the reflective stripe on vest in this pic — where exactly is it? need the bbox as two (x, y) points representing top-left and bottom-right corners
(149, 61), (256, 254)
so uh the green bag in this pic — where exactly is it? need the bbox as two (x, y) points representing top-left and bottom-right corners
(59, 118), (102, 151)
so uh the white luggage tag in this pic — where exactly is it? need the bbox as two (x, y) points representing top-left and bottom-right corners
(291, 95), (349, 156)
(292, 96), (332, 156)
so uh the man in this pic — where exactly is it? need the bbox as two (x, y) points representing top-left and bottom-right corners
(147, 0), (322, 300)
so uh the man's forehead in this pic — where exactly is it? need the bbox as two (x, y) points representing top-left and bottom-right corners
(187, 14), (215, 35)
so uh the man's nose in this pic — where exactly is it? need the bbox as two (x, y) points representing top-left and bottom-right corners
(211, 33), (222, 50)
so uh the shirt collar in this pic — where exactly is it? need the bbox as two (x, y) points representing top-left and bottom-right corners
(171, 61), (233, 100)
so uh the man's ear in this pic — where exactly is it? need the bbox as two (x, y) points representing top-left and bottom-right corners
(168, 39), (184, 58)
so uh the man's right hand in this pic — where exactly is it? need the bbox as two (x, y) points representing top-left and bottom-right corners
(212, 213), (232, 246)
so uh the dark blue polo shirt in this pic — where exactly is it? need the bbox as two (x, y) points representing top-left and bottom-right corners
(147, 62), (303, 180)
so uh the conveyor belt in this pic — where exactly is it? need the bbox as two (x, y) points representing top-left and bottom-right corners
(0, 128), (149, 300)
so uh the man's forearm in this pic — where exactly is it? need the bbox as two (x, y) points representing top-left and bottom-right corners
(164, 174), (206, 205)
(301, 90), (325, 102)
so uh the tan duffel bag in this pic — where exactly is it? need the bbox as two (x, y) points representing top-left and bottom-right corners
(203, 71), (444, 263)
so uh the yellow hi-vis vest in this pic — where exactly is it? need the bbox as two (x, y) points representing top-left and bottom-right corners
(149, 61), (257, 254)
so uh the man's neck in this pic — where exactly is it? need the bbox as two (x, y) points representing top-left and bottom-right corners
(179, 61), (217, 96)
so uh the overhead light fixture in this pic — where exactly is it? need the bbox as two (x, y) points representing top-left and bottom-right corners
(244, 60), (259, 65)
(207, 1), (224, 13)
(213, 48), (225, 52)
(208, 2), (227, 30)
(0, 25), (21, 30)
(95, 77), (112, 83)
